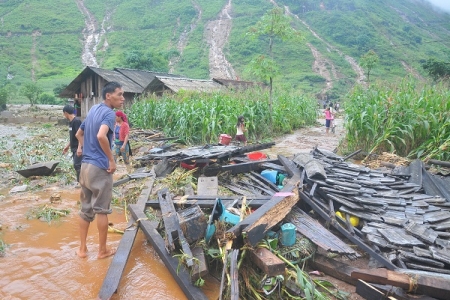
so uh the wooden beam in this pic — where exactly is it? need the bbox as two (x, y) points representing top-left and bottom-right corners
(249, 247), (285, 277)
(98, 171), (156, 300)
(230, 249), (239, 300)
(158, 188), (179, 252)
(129, 204), (208, 300)
(351, 268), (450, 300)
(355, 280), (396, 300)
(309, 254), (359, 285)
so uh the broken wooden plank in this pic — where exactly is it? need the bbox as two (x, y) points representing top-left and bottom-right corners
(242, 184), (300, 246)
(428, 159), (450, 168)
(351, 268), (450, 300)
(247, 172), (279, 193)
(191, 246), (208, 282)
(230, 249), (239, 300)
(355, 280), (395, 300)
(309, 255), (359, 285)
(250, 171), (280, 191)
(260, 162), (286, 172)
(128, 205), (208, 300)
(158, 188), (179, 252)
(249, 247), (285, 277)
(285, 206), (358, 257)
(220, 159), (280, 175)
(98, 171), (156, 300)
(227, 155), (301, 246)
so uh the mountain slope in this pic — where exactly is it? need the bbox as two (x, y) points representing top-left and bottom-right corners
(0, 0), (449, 99)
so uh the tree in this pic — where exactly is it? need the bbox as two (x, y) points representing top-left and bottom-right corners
(422, 58), (450, 82)
(21, 82), (43, 106)
(247, 7), (303, 124)
(123, 49), (168, 72)
(0, 87), (8, 111)
(360, 50), (379, 84)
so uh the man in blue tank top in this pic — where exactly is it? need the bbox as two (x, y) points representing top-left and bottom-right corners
(75, 81), (124, 259)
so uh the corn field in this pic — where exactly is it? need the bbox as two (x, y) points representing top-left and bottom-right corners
(345, 78), (450, 161)
(127, 88), (318, 144)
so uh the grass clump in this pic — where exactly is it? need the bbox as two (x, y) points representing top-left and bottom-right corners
(26, 204), (70, 223)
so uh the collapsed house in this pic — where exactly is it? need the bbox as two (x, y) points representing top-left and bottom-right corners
(98, 140), (450, 300)
(59, 66), (263, 118)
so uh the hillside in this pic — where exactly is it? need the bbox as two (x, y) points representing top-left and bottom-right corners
(0, 0), (449, 100)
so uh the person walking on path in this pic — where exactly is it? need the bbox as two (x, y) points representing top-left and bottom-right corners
(113, 110), (130, 169)
(324, 107), (334, 134)
(75, 81), (124, 259)
(62, 105), (82, 184)
(235, 115), (247, 146)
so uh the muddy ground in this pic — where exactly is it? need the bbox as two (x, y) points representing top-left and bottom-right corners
(0, 105), (366, 299)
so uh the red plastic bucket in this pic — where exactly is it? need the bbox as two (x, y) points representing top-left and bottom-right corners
(247, 152), (267, 160)
(219, 134), (232, 145)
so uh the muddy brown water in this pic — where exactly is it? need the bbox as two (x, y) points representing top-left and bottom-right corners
(0, 186), (219, 299)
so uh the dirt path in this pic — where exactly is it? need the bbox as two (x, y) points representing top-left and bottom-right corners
(265, 115), (344, 158)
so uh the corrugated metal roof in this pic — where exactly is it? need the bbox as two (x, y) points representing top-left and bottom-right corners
(115, 68), (182, 88)
(151, 76), (224, 93)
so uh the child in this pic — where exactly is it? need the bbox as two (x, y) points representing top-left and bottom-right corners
(235, 115), (247, 146)
(324, 107), (334, 134)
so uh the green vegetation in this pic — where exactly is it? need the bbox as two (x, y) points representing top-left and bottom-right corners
(0, 238), (7, 257)
(0, 0), (449, 100)
(0, 123), (75, 185)
(345, 78), (450, 160)
(421, 58), (450, 82)
(21, 82), (43, 106)
(27, 205), (70, 223)
(246, 7), (304, 124)
(360, 50), (379, 84)
(128, 88), (317, 144)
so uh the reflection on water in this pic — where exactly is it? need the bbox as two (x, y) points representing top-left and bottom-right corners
(0, 188), (217, 299)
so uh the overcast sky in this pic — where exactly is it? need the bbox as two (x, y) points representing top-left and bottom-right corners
(426, 0), (450, 13)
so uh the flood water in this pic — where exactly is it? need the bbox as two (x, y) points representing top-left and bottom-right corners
(0, 187), (218, 299)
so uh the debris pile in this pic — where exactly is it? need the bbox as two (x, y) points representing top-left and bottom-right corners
(99, 142), (450, 300)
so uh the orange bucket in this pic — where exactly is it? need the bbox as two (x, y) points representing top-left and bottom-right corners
(219, 134), (232, 145)
(247, 152), (267, 160)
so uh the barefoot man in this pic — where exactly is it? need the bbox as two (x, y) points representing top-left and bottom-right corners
(75, 81), (124, 259)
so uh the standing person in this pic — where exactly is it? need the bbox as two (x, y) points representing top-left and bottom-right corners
(113, 110), (130, 169)
(62, 105), (82, 185)
(75, 81), (124, 259)
(235, 115), (247, 146)
(324, 107), (333, 134)
(74, 99), (81, 117)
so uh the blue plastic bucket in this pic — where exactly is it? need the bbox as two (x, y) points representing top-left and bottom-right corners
(280, 223), (296, 247)
(261, 170), (278, 184)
